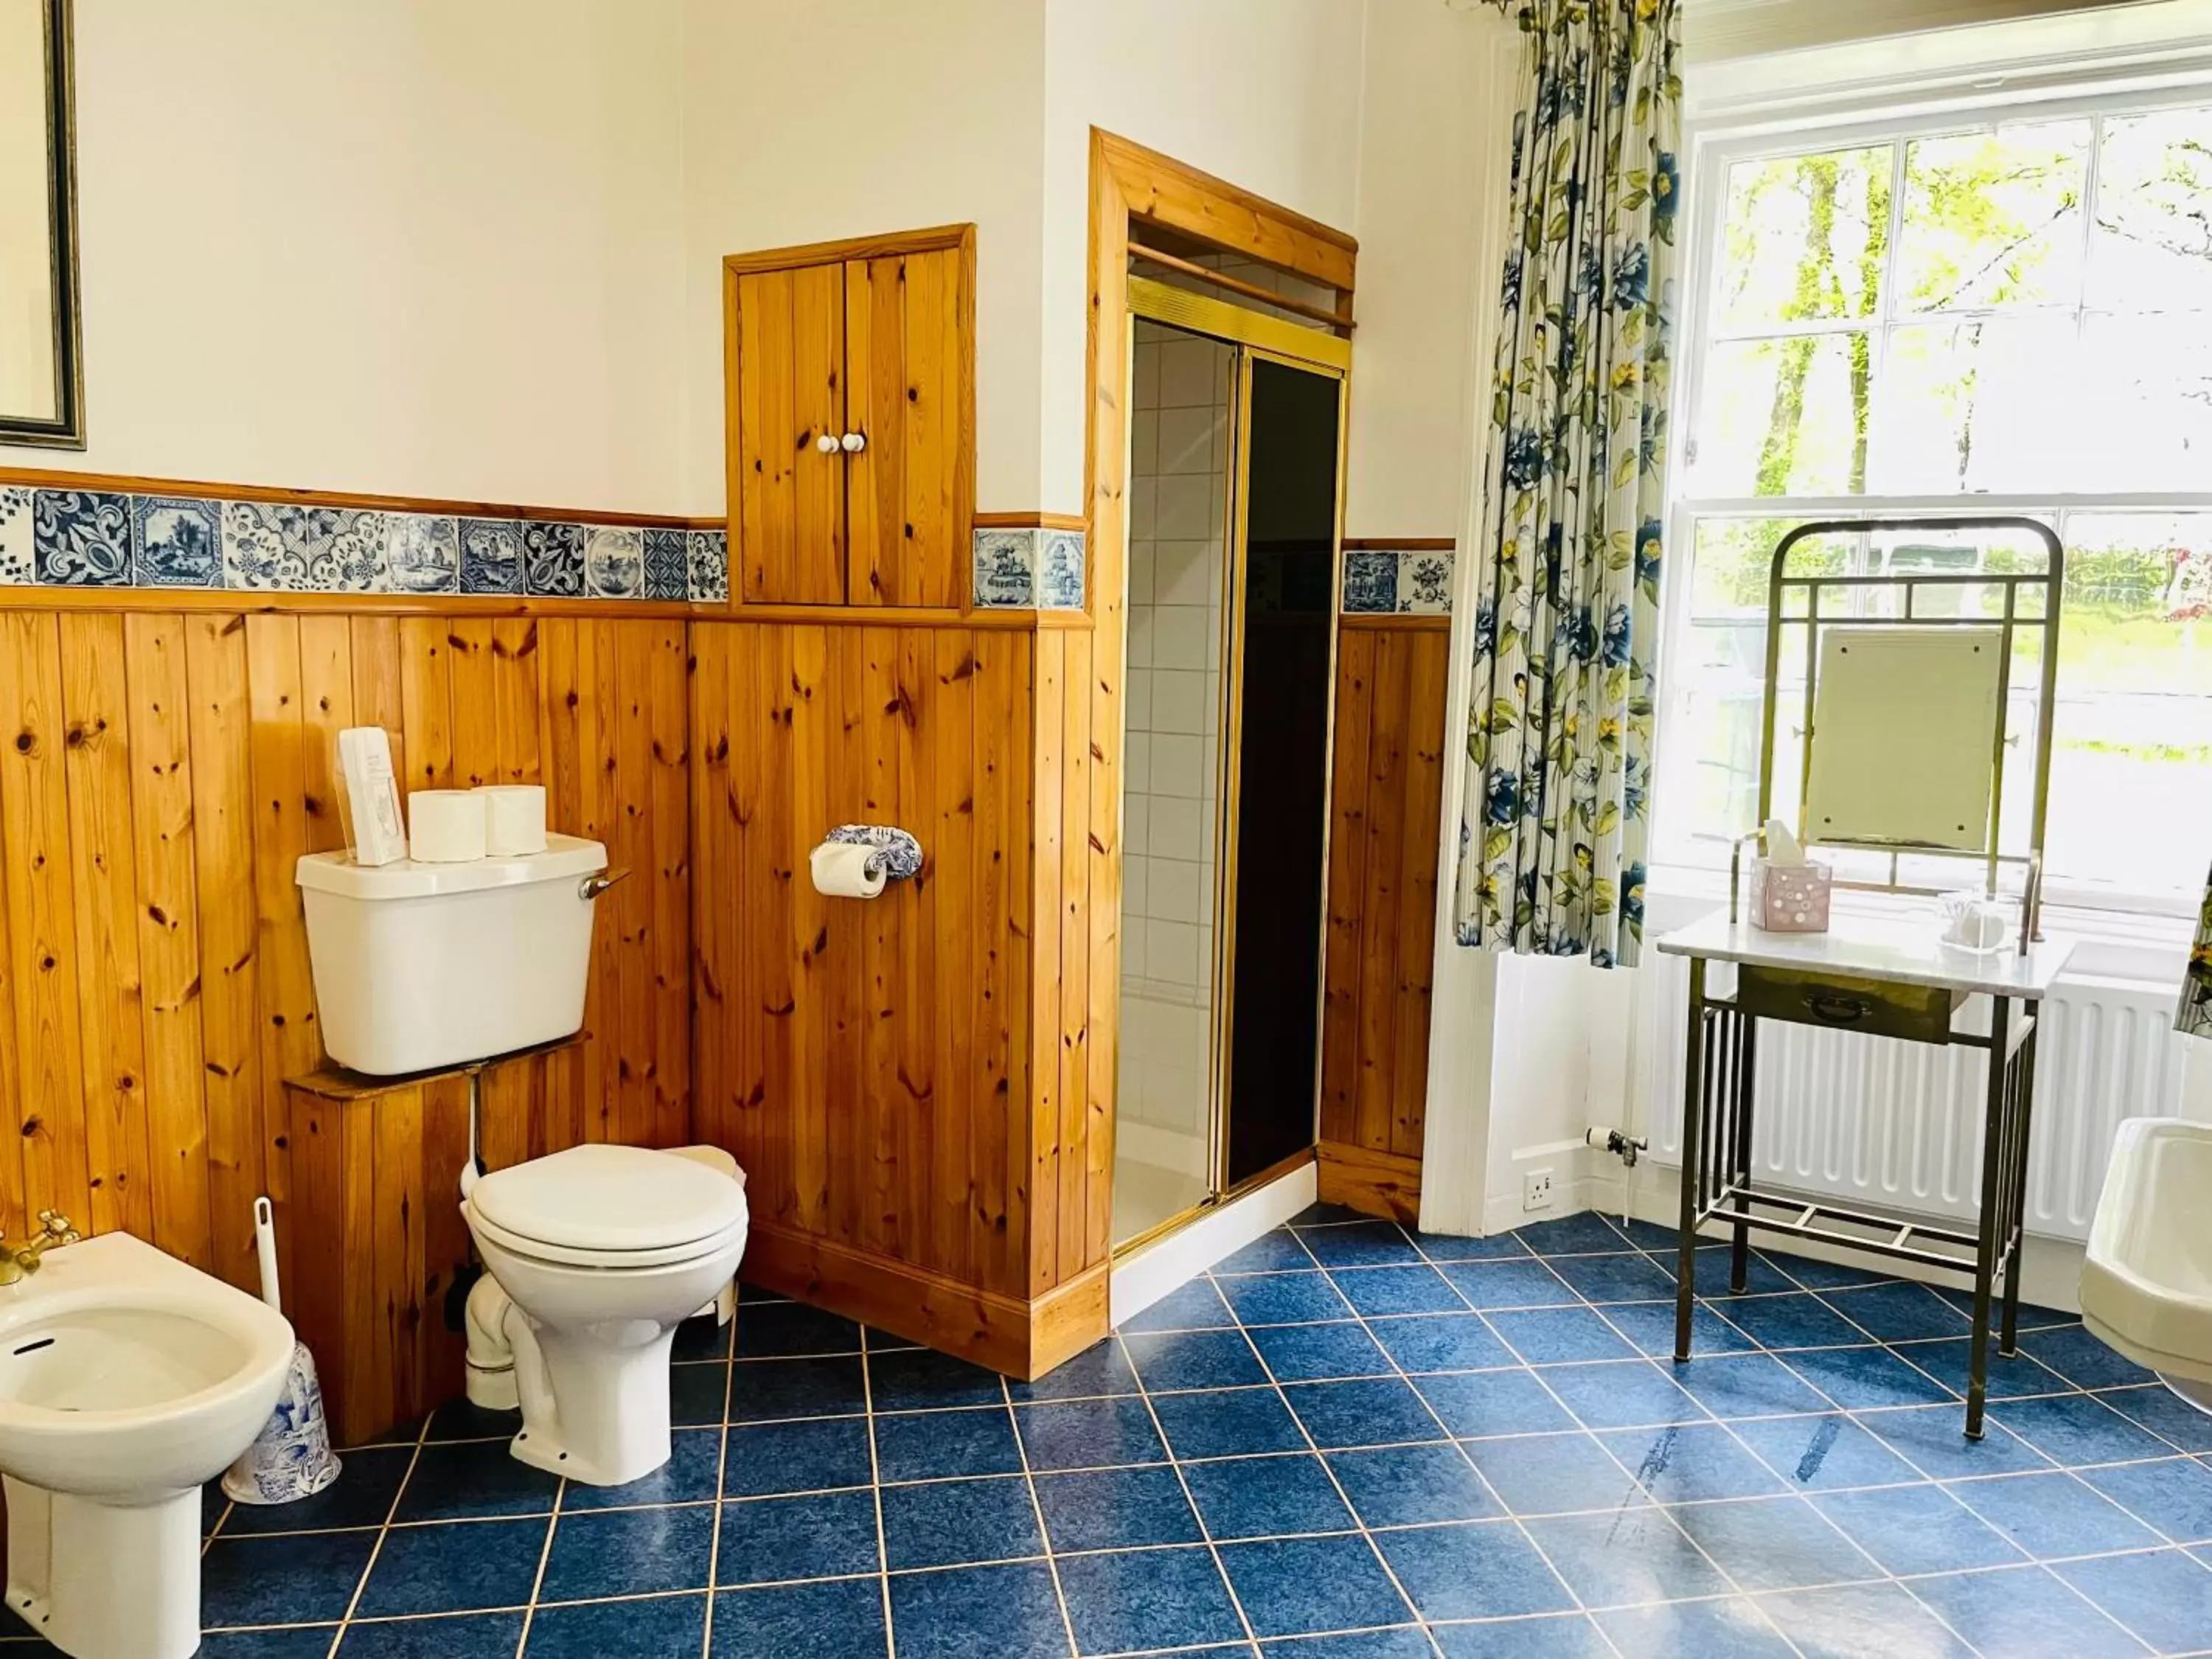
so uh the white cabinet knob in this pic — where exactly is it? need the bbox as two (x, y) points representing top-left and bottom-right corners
(841, 431), (867, 454)
(815, 432), (841, 455)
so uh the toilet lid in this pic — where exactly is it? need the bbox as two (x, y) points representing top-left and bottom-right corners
(470, 1144), (748, 1255)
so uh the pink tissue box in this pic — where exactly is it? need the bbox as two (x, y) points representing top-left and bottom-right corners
(1750, 859), (1832, 933)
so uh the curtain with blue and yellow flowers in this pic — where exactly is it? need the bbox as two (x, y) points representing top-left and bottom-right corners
(1454, 0), (1681, 967)
(2178, 868), (2212, 1036)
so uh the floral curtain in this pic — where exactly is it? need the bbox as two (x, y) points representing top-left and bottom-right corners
(2179, 866), (2212, 1036)
(1454, 0), (1682, 967)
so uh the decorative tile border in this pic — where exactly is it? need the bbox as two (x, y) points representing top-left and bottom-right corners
(0, 484), (729, 604)
(971, 526), (1086, 611)
(1342, 545), (1455, 616)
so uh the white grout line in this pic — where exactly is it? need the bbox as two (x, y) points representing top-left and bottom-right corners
(324, 1405), (438, 1659)
(1000, 1366), (1084, 1658)
(860, 1323), (902, 1659)
(703, 1304), (738, 1659)
(510, 1466), (566, 1659)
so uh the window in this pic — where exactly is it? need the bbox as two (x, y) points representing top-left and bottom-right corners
(1663, 90), (2212, 910)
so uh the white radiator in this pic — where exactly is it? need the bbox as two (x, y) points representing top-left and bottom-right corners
(1635, 950), (2191, 1244)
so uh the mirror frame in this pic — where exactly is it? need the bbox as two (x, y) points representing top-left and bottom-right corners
(3, 0), (83, 449)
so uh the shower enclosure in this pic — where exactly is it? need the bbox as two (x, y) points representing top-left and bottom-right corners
(1112, 274), (1349, 1248)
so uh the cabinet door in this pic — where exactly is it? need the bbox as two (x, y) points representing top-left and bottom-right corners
(731, 262), (846, 605)
(844, 246), (971, 608)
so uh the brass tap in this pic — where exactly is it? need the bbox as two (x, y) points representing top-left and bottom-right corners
(0, 1211), (77, 1284)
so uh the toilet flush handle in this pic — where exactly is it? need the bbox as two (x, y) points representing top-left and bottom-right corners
(579, 869), (631, 902)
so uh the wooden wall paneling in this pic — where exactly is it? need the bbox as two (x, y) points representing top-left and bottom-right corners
(288, 1085), (346, 1426)
(1054, 627), (1091, 1287)
(822, 627), (866, 1248)
(0, 615), (91, 1242)
(58, 614), (153, 1242)
(755, 627), (797, 1221)
(445, 619), (498, 788)
(893, 629), (935, 1264)
(417, 1071), (473, 1408)
(732, 265), (845, 607)
(545, 617), (612, 1146)
(1027, 630), (1064, 1293)
(371, 1078), (424, 1439)
(186, 613), (265, 1288)
(998, 632), (1034, 1293)
(338, 1082), (386, 1436)
(1353, 631), (1411, 1155)
(124, 614), (213, 1267)
(931, 630), (977, 1284)
(492, 619), (543, 786)
(844, 257), (901, 608)
(970, 628), (1018, 1287)
(857, 627), (903, 1261)
(608, 624), (655, 1147)
(396, 617), (455, 793)
(1389, 634), (1447, 1161)
(689, 625), (731, 1168)
(644, 623), (689, 1151)
(786, 625), (830, 1231)
(1319, 630), (1374, 1147)
(1082, 617), (1120, 1273)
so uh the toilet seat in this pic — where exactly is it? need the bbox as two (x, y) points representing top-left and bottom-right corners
(468, 1144), (748, 1267)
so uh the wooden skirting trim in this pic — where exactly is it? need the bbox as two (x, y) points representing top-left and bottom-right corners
(1341, 613), (1452, 633)
(975, 510), (1088, 532)
(1343, 537), (1455, 552)
(1317, 1141), (1423, 1225)
(742, 1223), (1111, 1382)
(717, 601), (1093, 631)
(0, 463), (711, 531)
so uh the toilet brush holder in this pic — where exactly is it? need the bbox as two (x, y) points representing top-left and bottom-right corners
(222, 1197), (341, 1504)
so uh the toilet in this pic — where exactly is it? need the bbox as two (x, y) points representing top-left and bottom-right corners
(462, 1144), (748, 1486)
(2081, 1116), (2212, 1411)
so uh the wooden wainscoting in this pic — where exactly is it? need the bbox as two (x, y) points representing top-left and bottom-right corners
(1318, 617), (1450, 1222)
(0, 608), (689, 1300)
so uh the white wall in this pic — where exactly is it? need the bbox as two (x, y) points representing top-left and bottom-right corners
(677, 0), (1045, 516)
(0, 0), (689, 512)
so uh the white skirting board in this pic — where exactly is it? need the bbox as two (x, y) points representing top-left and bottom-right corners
(1109, 1158), (1319, 1328)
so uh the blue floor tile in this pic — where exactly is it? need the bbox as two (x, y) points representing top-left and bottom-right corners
(1594, 1596), (1797, 1658)
(1006, 1337), (1139, 1402)
(1217, 1228), (1318, 1273)
(714, 1577), (888, 1659)
(727, 1356), (867, 1424)
(1520, 1507), (1734, 1607)
(1290, 1203), (1372, 1227)
(1150, 1385), (1306, 1460)
(2085, 1455), (2212, 1543)
(1886, 1336), (2070, 1402)
(1326, 1265), (1465, 1316)
(1057, 1545), (1244, 1655)
(1752, 1582), (1974, 1659)
(1182, 1453), (1354, 1539)
(1717, 1293), (1869, 1352)
(887, 1559), (1068, 1659)
(1436, 1258), (1574, 1310)
(1217, 1534), (1412, 1637)
(722, 1416), (873, 1495)
(1281, 1377), (1444, 1448)
(1669, 1494), (1880, 1590)
(1325, 1442), (1497, 1526)
(1730, 1413), (1925, 1492)
(1294, 1220), (1421, 1268)
(1462, 1431), (1646, 1516)
(1267, 1630), (1430, 1659)
(340, 1613), (526, 1657)
(1409, 1227), (1531, 1262)
(1484, 1307), (1637, 1366)
(422, 1398), (519, 1443)
(540, 1503), (712, 1601)
(671, 1361), (733, 1426)
(220, 1444), (412, 1535)
(1430, 1613), (1610, 1658)
(202, 1631), (341, 1659)
(394, 1438), (560, 1521)
(2099, 1382), (2212, 1453)
(1127, 1329), (1271, 1392)
(1819, 1281), (1972, 1343)
(1781, 1343), (1959, 1411)
(1857, 1402), (2055, 1479)
(1376, 1519), (1574, 1621)
(1545, 1251), (1676, 1304)
(2055, 1548), (2212, 1654)
(1602, 1300), (1761, 1357)
(717, 1487), (881, 1585)
(874, 1406), (1023, 1480)
(1907, 1565), (2150, 1659)
(1994, 1391), (2184, 1467)
(1363, 1312), (1512, 1374)
(1603, 1422), (1790, 1502)
(1033, 1464), (1202, 1551)
(734, 1301), (860, 1358)
(1813, 1481), (2025, 1575)
(353, 1517), (546, 1617)
(1019, 1394), (1172, 1468)
(1514, 1213), (1633, 1256)
(1245, 1321), (1393, 1382)
(1217, 1270), (1355, 1326)
(867, 1346), (1006, 1409)
(1671, 1246), (1802, 1298)
(2023, 1324), (2156, 1390)
(202, 1531), (378, 1627)
(879, 1475), (1042, 1569)
(1767, 1254), (1896, 1292)
(527, 1591), (706, 1657)
(1671, 1351), (1836, 1419)
(1414, 1368), (1576, 1438)
(560, 1427), (720, 1511)
(1123, 1277), (1239, 1333)
(1947, 1470), (2163, 1559)
(1541, 1359), (1709, 1430)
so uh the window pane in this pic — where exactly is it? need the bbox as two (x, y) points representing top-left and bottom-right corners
(2073, 313), (2212, 491)
(1717, 147), (1893, 330)
(2090, 105), (2212, 310)
(1898, 120), (2089, 312)
(2045, 513), (2212, 895)
(1694, 333), (1876, 496)
(1871, 315), (2077, 493)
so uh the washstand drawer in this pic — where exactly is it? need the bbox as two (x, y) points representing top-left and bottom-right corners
(1735, 965), (1964, 1045)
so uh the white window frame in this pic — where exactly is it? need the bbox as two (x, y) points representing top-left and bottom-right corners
(1658, 44), (2212, 959)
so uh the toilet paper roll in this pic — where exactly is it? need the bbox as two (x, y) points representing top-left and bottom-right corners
(408, 790), (487, 863)
(810, 841), (887, 900)
(478, 785), (548, 857)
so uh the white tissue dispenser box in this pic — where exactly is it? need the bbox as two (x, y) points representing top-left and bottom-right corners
(1749, 858), (1832, 933)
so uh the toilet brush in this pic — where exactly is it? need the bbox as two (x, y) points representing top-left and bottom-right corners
(221, 1197), (343, 1504)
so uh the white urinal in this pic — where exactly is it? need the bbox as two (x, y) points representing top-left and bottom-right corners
(2081, 1116), (2212, 1413)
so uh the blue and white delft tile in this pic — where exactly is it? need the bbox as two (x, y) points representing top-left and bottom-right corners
(308, 509), (387, 593)
(132, 496), (223, 588)
(643, 529), (688, 601)
(1040, 530), (1085, 610)
(1397, 549), (1453, 615)
(0, 488), (35, 585)
(687, 529), (728, 604)
(458, 518), (525, 594)
(383, 514), (459, 594)
(524, 521), (585, 597)
(973, 528), (1037, 608)
(223, 503), (386, 593)
(585, 524), (644, 599)
(1343, 548), (1398, 614)
(33, 490), (133, 586)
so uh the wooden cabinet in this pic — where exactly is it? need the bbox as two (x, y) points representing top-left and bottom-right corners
(724, 226), (974, 610)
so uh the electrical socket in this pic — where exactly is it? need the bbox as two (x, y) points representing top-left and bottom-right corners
(1522, 1168), (1555, 1211)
